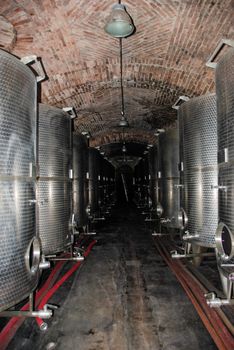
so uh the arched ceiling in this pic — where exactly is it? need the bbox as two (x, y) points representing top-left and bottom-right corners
(0, 0), (233, 151)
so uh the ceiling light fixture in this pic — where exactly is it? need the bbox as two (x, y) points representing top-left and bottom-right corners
(105, 3), (135, 129)
(119, 112), (129, 127)
(104, 2), (135, 38)
(81, 131), (91, 138)
(154, 128), (165, 137)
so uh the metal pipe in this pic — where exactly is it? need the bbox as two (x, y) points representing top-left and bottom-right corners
(48, 257), (84, 262)
(82, 232), (96, 235)
(171, 251), (215, 259)
(0, 309), (52, 319)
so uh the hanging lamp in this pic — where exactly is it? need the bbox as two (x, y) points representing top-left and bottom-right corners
(104, 2), (135, 128)
(104, 3), (134, 38)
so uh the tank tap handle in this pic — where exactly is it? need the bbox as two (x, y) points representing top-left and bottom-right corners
(182, 232), (199, 241)
(160, 217), (171, 223)
(28, 199), (37, 205)
(39, 256), (51, 270)
(174, 184), (184, 189)
(44, 303), (59, 311)
(211, 185), (227, 192)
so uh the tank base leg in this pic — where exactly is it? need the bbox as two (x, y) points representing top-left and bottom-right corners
(218, 265), (234, 299)
(170, 249), (215, 259)
(82, 223), (97, 236)
(205, 259), (234, 307)
(192, 244), (207, 267)
(92, 217), (105, 222)
(83, 231), (97, 235)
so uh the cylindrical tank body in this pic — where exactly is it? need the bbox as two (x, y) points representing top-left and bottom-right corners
(38, 104), (72, 255)
(158, 128), (180, 228)
(148, 145), (158, 209)
(88, 148), (101, 215)
(215, 48), (234, 261)
(73, 134), (88, 228)
(100, 158), (115, 206)
(178, 108), (187, 230)
(0, 50), (39, 312)
(180, 94), (218, 247)
(134, 158), (148, 206)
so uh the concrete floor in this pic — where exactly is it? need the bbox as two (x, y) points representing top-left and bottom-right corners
(9, 204), (217, 350)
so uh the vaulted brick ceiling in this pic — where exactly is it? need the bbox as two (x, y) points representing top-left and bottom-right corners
(0, 0), (233, 152)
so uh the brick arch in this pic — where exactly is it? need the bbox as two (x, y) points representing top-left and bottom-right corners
(0, 0), (233, 146)
(90, 128), (156, 148)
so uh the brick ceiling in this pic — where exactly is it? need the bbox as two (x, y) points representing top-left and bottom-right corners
(0, 0), (233, 152)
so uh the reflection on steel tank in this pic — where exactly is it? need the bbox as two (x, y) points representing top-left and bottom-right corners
(215, 48), (234, 268)
(179, 94), (218, 247)
(158, 128), (180, 229)
(38, 104), (72, 255)
(73, 133), (89, 229)
(148, 145), (159, 210)
(88, 148), (101, 216)
(0, 50), (40, 312)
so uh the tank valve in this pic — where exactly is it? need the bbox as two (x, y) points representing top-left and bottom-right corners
(174, 184), (184, 189)
(28, 199), (37, 205)
(170, 250), (186, 259)
(204, 292), (234, 307)
(73, 255), (84, 261)
(205, 292), (223, 307)
(39, 259), (51, 270)
(182, 232), (199, 241)
(38, 304), (55, 318)
(211, 185), (227, 192)
(160, 217), (171, 224)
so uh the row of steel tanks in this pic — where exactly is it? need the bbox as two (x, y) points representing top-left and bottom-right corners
(88, 148), (116, 221)
(134, 157), (150, 209)
(0, 50), (115, 314)
(140, 47), (234, 306)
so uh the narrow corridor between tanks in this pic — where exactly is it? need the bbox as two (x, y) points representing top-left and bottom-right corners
(8, 204), (217, 350)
